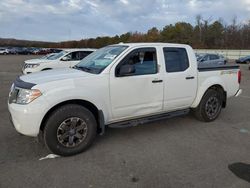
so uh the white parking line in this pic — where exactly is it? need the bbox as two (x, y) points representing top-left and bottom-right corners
(39, 154), (60, 161)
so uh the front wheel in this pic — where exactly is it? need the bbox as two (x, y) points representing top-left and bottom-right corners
(43, 104), (97, 156)
(193, 89), (223, 122)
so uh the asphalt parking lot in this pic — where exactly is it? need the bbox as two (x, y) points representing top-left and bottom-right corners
(0, 55), (250, 188)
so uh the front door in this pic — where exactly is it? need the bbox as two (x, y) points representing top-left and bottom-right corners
(60, 51), (83, 68)
(110, 48), (164, 121)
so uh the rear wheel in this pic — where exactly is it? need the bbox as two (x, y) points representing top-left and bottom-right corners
(43, 104), (97, 156)
(193, 89), (223, 122)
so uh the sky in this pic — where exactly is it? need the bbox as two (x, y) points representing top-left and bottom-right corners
(0, 0), (250, 42)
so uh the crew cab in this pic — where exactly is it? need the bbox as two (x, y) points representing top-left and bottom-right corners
(8, 43), (242, 156)
(22, 48), (96, 74)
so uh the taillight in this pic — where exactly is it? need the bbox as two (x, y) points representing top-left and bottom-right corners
(238, 70), (241, 84)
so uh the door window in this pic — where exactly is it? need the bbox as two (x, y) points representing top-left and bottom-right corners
(63, 51), (91, 61)
(163, 48), (189, 72)
(209, 54), (219, 60)
(116, 48), (157, 76)
(78, 51), (93, 60)
(71, 51), (81, 61)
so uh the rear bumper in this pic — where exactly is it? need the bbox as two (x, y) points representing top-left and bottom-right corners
(234, 89), (242, 97)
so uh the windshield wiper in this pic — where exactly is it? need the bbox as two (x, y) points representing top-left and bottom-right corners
(73, 66), (93, 73)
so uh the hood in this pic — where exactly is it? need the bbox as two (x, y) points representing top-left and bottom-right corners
(20, 68), (95, 85)
(24, 59), (56, 64)
(25, 59), (43, 63)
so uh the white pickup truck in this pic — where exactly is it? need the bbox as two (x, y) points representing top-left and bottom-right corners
(22, 48), (95, 74)
(8, 43), (242, 156)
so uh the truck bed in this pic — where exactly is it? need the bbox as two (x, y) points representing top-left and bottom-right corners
(197, 64), (240, 100)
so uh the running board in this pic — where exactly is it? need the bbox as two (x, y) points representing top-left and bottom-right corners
(108, 109), (190, 128)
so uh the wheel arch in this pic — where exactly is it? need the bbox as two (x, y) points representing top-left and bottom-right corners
(191, 83), (227, 109)
(40, 99), (104, 134)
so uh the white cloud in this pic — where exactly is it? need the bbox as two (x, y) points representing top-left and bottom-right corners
(0, 0), (249, 41)
(120, 0), (129, 5)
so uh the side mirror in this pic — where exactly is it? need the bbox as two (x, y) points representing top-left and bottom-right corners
(61, 56), (70, 61)
(119, 64), (135, 76)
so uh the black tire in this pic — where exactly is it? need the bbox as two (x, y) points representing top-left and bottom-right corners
(193, 89), (223, 122)
(43, 104), (97, 156)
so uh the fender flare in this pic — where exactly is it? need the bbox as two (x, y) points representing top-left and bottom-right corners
(191, 77), (226, 108)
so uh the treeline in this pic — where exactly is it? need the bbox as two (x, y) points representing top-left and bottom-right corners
(0, 38), (56, 48)
(1, 16), (250, 49)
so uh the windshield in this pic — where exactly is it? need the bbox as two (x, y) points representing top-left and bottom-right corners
(47, 51), (67, 60)
(75, 45), (128, 74)
(197, 56), (203, 61)
(40, 53), (55, 59)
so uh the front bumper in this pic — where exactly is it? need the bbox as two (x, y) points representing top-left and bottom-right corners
(234, 89), (242, 97)
(8, 98), (49, 137)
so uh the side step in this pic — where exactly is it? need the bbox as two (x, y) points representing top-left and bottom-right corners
(108, 109), (190, 128)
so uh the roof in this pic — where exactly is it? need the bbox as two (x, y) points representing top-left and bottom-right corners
(114, 42), (191, 48)
(60, 48), (97, 52)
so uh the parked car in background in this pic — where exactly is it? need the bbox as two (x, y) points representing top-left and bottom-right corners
(197, 53), (227, 66)
(15, 47), (33, 55)
(8, 48), (18, 54)
(31, 48), (41, 55)
(195, 53), (205, 60)
(22, 48), (96, 74)
(24, 53), (57, 64)
(0, 48), (9, 55)
(235, 55), (250, 64)
(49, 48), (62, 53)
(36, 48), (50, 55)
(32, 48), (62, 55)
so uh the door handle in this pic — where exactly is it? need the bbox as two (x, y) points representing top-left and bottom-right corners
(152, 80), (163, 83)
(185, 76), (195, 80)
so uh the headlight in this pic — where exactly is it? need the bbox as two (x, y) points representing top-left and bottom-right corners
(16, 88), (42, 104)
(25, 64), (40, 69)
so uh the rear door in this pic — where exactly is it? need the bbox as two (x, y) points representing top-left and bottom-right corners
(163, 47), (197, 111)
(58, 51), (88, 68)
(109, 47), (164, 120)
